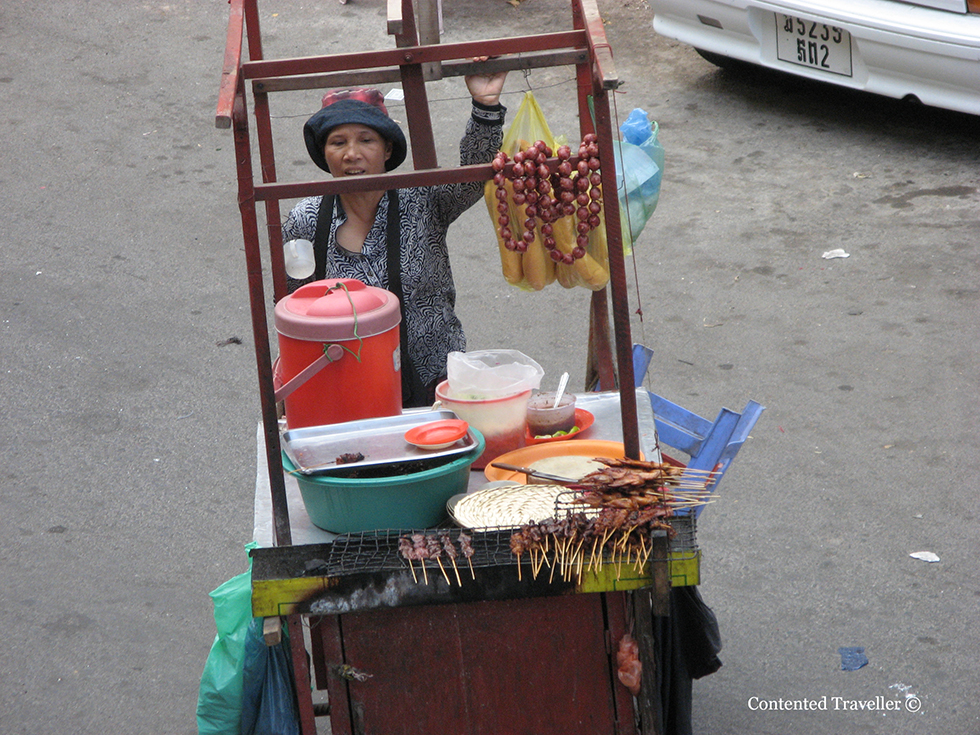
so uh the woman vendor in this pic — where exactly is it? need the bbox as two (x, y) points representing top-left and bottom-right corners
(281, 69), (508, 408)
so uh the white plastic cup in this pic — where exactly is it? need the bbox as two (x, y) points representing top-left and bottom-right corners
(283, 239), (315, 279)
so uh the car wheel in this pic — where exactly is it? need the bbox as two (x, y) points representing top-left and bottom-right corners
(694, 48), (751, 72)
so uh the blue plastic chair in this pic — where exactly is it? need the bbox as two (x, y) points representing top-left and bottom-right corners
(629, 345), (764, 518)
(646, 392), (763, 517)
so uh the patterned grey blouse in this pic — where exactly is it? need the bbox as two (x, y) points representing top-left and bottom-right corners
(282, 103), (505, 387)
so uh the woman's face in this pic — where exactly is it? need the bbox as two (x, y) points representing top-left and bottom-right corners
(323, 123), (392, 178)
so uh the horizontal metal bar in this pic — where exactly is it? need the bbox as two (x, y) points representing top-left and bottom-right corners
(252, 50), (588, 95)
(254, 162), (495, 201)
(253, 154), (585, 202)
(241, 31), (586, 79)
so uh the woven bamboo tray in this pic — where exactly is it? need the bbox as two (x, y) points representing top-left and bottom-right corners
(448, 483), (569, 529)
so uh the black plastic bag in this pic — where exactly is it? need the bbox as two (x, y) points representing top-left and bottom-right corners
(653, 586), (723, 735)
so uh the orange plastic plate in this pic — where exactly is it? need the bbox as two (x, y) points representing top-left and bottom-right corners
(484, 440), (641, 482)
(404, 419), (470, 450)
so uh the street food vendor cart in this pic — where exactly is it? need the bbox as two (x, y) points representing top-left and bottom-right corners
(215, 1), (763, 732)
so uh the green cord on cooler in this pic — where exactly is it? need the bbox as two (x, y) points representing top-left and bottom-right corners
(322, 281), (364, 362)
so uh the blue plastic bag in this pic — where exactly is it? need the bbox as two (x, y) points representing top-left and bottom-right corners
(240, 618), (301, 735)
(197, 543), (257, 735)
(614, 108), (665, 252)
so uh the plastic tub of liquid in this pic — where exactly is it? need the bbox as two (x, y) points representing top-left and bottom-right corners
(434, 380), (530, 469)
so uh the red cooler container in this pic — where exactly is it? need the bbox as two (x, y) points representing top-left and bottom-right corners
(275, 279), (402, 428)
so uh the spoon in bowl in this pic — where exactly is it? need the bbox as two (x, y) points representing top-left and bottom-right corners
(553, 371), (569, 408)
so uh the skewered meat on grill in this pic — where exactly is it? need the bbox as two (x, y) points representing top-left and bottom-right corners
(457, 532), (474, 559)
(457, 532), (476, 580)
(399, 532), (472, 585)
(439, 532), (457, 560)
(398, 536), (416, 559)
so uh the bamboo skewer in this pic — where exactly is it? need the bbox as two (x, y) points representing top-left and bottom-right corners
(449, 557), (462, 586)
(458, 532), (476, 580)
(435, 557), (451, 586)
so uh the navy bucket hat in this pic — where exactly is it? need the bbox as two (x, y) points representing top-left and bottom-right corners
(304, 92), (407, 173)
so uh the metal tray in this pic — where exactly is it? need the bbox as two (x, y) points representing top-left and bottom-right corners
(282, 410), (478, 476)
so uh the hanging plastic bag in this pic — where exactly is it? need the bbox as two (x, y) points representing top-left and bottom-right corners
(614, 108), (665, 254)
(197, 543), (257, 735)
(446, 349), (544, 399)
(240, 618), (301, 735)
(485, 91), (610, 291)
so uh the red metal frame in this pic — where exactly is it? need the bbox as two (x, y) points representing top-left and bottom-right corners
(217, 2), (644, 731)
(218, 0), (641, 549)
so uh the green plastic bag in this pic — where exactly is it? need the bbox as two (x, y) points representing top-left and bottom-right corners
(196, 542), (257, 735)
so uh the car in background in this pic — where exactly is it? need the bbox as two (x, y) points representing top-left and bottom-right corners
(649, 0), (980, 115)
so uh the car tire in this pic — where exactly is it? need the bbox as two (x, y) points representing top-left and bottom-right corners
(694, 48), (751, 72)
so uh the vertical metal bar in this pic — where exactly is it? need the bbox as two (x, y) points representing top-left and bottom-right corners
(573, 0), (617, 394)
(604, 592), (640, 735)
(631, 588), (663, 735)
(587, 289), (617, 391)
(215, 0), (245, 128)
(416, 0), (443, 81)
(396, 0), (438, 169)
(314, 615), (354, 735)
(232, 81), (293, 547)
(386, 0), (404, 35)
(287, 614), (318, 735)
(577, 0), (619, 88)
(572, 0), (639, 458)
(572, 0), (595, 141)
(243, 0), (288, 302)
(242, 0), (263, 61)
(593, 87), (640, 460)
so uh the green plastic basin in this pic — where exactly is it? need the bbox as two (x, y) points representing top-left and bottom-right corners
(284, 427), (485, 533)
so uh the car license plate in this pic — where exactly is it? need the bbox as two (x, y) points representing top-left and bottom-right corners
(775, 14), (852, 77)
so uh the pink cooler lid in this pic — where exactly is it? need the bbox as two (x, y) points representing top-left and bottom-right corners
(275, 279), (401, 341)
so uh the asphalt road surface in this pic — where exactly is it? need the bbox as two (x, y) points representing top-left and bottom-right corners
(1, 1), (977, 733)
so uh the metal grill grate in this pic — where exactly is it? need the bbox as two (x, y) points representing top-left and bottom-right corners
(321, 528), (517, 577)
(316, 513), (697, 578)
(665, 512), (697, 557)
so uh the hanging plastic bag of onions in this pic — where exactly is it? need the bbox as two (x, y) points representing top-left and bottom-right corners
(483, 91), (609, 292)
